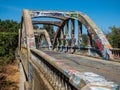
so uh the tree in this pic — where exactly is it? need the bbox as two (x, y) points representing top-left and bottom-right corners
(0, 19), (19, 32)
(81, 34), (88, 46)
(106, 26), (120, 48)
(43, 24), (54, 39)
(0, 19), (20, 64)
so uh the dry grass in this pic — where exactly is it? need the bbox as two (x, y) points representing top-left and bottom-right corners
(0, 60), (20, 90)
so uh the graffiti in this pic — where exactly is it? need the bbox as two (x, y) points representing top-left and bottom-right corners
(92, 34), (104, 56)
(30, 11), (65, 17)
(102, 36), (112, 49)
(28, 62), (33, 83)
(70, 13), (78, 19)
(64, 65), (77, 76)
(92, 34), (102, 51)
(70, 74), (81, 87)
(92, 34), (112, 60)
(94, 29), (112, 49)
(30, 11), (79, 19)
(92, 28), (113, 59)
(65, 12), (79, 19)
(28, 37), (36, 48)
(96, 37), (104, 52)
(87, 37), (91, 47)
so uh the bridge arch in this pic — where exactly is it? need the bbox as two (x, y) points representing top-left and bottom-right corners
(20, 9), (113, 60)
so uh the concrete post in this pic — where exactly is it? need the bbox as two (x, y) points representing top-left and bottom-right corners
(78, 21), (82, 52)
(78, 21), (82, 41)
(22, 10), (36, 86)
(18, 29), (21, 50)
(60, 28), (64, 40)
(65, 21), (69, 37)
(23, 9), (36, 49)
(71, 19), (75, 36)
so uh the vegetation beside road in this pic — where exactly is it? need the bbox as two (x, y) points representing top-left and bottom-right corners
(0, 60), (19, 90)
(106, 26), (120, 48)
(0, 19), (20, 89)
(0, 19), (19, 65)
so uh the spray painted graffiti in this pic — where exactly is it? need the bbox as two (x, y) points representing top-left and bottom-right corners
(70, 12), (78, 19)
(92, 34), (110, 60)
(30, 11), (79, 19)
(28, 37), (36, 48)
(30, 11), (65, 17)
(28, 62), (33, 83)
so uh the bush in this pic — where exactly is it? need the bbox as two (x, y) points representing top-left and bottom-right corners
(0, 32), (18, 64)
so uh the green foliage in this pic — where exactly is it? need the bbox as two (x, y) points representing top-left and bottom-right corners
(82, 34), (88, 46)
(0, 32), (18, 64)
(0, 19), (19, 33)
(106, 26), (120, 48)
(43, 24), (54, 39)
(0, 19), (19, 64)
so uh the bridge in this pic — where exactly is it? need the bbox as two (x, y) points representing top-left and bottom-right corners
(17, 9), (120, 90)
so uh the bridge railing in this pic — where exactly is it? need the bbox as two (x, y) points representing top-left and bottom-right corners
(29, 48), (119, 90)
(38, 44), (120, 61)
(111, 48), (120, 60)
(30, 48), (79, 90)
(57, 46), (102, 57)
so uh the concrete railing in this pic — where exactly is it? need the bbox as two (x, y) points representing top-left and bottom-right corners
(57, 46), (102, 58)
(111, 48), (120, 60)
(38, 45), (120, 61)
(29, 48), (119, 90)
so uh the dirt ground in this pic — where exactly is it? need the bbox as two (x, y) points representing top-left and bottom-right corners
(0, 60), (20, 90)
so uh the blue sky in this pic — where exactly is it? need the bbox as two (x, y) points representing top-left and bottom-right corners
(0, 0), (120, 33)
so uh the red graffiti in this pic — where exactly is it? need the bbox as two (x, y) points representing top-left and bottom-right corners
(96, 38), (104, 52)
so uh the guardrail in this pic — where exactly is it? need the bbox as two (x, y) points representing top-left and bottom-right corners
(30, 48), (119, 90)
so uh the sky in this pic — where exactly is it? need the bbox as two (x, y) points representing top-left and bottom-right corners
(0, 0), (120, 33)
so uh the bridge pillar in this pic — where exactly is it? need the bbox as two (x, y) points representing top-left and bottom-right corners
(77, 21), (82, 51)
(21, 10), (36, 85)
(71, 19), (75, 36)
(23, 10), (36, 49)
(60, 28), (64, 40)
(18, 29), (21, 50)
(65, 20), (69, 37)
(60, 28), (64, 48)
(87, 31), (92, 47)
(78, 21), (82, 41)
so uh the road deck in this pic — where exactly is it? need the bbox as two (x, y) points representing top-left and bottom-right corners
(43, 50), (120, 87)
